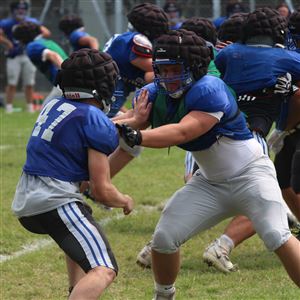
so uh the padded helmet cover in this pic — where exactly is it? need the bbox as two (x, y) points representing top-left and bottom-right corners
(59, 15), (84, 35)
(127, 3), (169, 40)
(153, 29), (212, 80)
(242, 7), (288, 45)
(13, 21), (41, 44)
(57, 49), (119, 101)
(289, 11), (300, 35)
(218, 13), (248, 42)
(181, 17), (217, 46)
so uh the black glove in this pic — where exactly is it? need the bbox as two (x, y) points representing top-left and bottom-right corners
(116, 123), (142, 148)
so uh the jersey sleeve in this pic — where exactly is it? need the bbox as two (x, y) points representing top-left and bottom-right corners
(26, 17), (41, 25)
(214, 48), (228, 76)
(0, 19), (5, 30)
(281, 50), (300, 81)
(185, 78), (228, 113)
(131, 33), (152, 58)
(132, 82), (158, 107)
(83, 110), (119, 155)
(70, 30), (89, 45)
(26, 41), (46, 61)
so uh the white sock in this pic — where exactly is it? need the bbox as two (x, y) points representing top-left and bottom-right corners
(155, 282), (175, 295)
(6, 103), (13, 113)
(219, 234), (234, 253)
(27, 103), (34, 113)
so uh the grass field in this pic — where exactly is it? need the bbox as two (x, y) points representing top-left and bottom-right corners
(1, 100), (299, 299)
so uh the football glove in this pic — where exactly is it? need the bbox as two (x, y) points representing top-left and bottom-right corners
(274, 72), (298, 97)
(116, 123), (142, 148)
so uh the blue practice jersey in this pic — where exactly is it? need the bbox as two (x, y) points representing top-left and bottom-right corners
(105, 31), (147, 117)
(26, 38), (68, 84)
(69, 28), (90, 51)
(139, 75), (252, 151)
(23, 97), (118, 182)
(215, 43), (300, 94)
(170, 22), (182, 30)
(0, 17), (40, 58)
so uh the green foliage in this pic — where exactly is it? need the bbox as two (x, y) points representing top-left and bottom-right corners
(0, 106), (299, 299)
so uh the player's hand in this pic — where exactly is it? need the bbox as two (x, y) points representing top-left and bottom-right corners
(123, 194), (134, 215)
(274, 73), (297, 97)
(133, 89), (152, 126)
(216, 40), (232, 50)
(116, 123), (142, 147)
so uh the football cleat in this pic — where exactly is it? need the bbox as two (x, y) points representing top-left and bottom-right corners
(288, 213), (300, 237)
(153, 289), (175, 300)
(203, 239), (238, 273)
(136, 241), (152, 268)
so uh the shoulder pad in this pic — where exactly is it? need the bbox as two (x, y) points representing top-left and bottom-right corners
(132, 34), (152, 58)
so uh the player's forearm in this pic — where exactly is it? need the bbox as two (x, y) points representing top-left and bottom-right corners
(109, 147), (134, 178)
(0, 35), (13, 49)
(92, 182), (129, 209)
(140, 123), (190, 148)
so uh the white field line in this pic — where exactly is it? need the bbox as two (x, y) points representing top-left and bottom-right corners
(0, 145), (13, 150)
(0, 204), (162, 263)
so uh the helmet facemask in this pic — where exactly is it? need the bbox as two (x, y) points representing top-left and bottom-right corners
(153, 59), (193, 99)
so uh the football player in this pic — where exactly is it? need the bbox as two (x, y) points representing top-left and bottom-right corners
(116, 29), (300, 299)
(58, 14), (99, 51)
(13, 21), (68, 106)
(12, 49), (134, 299)
(103, 2), (169, 118)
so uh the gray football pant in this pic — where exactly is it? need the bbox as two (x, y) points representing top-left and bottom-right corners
(152, 156), (291, 253)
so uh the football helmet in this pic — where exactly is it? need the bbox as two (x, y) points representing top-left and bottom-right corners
(153, 29), (212, 98)
(56, 49), (119, 114)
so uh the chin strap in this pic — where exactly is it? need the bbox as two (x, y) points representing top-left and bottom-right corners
(63, 88), (114, 115)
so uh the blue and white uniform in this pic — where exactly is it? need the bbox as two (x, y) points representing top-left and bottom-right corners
(144, 74), (290, 254)
(12, 97), (119, 273)
(0, 17), (39, 86)
(26, 37), (68, 84)
(26, 37), (68, 105)
(215, 43), (300, 148)
(104, 31), (151, 117)
(0, 16), (39, 58)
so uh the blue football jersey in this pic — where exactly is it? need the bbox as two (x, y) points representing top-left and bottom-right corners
(23, 97), (119, 182)
(0, 17), (40, 57)
(26, 38), (68, 84)
(215, 43), (300, 94)
(69, 29), (90, 51)
(138, 75), (252, 151)
(105, 31), (147, 117)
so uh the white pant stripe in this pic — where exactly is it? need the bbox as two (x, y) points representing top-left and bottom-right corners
(185, 151), (195, 175)
(57, 203), (113, 269)
(252, 131), (268, 155)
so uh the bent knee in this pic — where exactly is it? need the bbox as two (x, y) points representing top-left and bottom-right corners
(91, 266), (116, 284)
(261, 229), (291, 251)
(152, 228), (179, 254)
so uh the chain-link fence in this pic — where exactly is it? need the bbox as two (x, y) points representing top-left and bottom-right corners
(1, 0), (299, 92)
